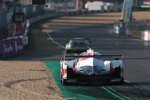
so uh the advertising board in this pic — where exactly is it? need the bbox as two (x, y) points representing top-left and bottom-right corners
(13, 12), (25, 23)
(1, 37), (24, 58)
(2, 38), (15, 57)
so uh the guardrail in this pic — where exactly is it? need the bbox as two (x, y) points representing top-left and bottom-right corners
(0, 12), (61, 58)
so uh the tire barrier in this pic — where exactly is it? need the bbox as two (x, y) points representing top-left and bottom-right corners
(0, 37), (24, 58)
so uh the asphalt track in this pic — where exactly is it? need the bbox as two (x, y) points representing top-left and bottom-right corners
(43, 13), (150, 99)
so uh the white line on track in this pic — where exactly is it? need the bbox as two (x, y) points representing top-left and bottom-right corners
(47, 30), (65, 49)
(125, 80), (150, 94)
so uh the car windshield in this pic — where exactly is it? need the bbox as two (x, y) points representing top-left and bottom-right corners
(73, 42), (85, 46)
(70, 39), (88, 46)
(79, 51), (101, 56)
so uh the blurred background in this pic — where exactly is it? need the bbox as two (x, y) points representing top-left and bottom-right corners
(0, 0), (149, 40)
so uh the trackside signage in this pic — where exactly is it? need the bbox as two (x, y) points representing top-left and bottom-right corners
(1, 37), (24, 58)
(14, 37), (24, 54)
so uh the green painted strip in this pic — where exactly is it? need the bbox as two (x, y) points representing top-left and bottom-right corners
(45, 61), (131, 100)
(101, 86), (131, 100)
(106, 87), (131, 100)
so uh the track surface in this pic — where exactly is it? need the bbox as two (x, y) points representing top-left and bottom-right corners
(44, 13), (150, 99)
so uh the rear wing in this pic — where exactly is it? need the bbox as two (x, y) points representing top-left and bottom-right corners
(63, 54), (123, 60)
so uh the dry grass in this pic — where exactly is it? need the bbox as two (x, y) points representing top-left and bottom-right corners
(27, 29), (58, 51)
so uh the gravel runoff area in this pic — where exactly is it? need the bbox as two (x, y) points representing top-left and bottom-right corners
(0, 61), (64, 100)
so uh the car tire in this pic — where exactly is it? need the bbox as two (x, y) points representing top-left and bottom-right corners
(62, 78), (67, 85)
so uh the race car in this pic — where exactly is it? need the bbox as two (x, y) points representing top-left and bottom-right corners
(60, 49), (124, 85)
(65, 38), (90, 53)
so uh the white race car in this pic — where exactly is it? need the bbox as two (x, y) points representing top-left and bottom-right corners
(65, 38), (90, 54)
(60, 49), (124, 85)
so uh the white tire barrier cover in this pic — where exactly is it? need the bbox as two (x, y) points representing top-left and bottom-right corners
(141, 30), (150, 41)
